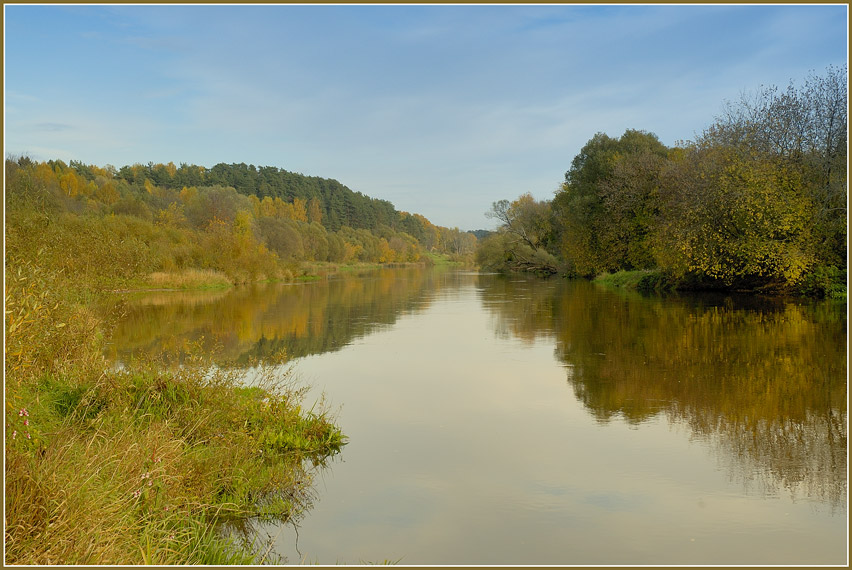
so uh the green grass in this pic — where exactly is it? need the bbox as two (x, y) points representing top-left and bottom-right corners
(5, 313), (346, 564)
(297, 258), (444, 280)
(423, 251), (470, 266)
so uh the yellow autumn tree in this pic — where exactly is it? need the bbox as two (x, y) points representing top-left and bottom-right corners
(260, 196), (277, 218)
(179, 186), (199, 203)
(292, 197), (308, 222)
(156, 202), (188, 229)
(33, 162), (58, 189)
(273, 197), (293, 219)
(308, 197), (323, 224)
(377, 238), (394, 263)
(59, 172), (80, 197)
(655, 145), (814, 286)
(94, 180), (119, 205)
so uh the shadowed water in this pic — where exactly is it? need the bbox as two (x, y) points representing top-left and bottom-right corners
(106, 267), (847, 565)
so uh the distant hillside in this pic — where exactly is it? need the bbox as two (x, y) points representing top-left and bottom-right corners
(113, 161), (398, 233)
(10, 156), (479, 286)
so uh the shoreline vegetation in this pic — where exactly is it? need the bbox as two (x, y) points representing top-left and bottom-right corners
(591, 268), (847, 300)
(476, 66), (847, 300)
(115, 254), (468, 292)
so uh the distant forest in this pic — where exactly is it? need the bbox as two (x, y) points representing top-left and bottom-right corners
(114, 161), (401, 233)
(5, 155), (478, 287)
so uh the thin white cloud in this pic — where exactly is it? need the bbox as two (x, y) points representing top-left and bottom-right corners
(32, 122), (75, 132)
(4, 4), (846, 229)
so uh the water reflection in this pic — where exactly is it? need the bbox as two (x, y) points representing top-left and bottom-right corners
(476, 274), (847, 510)
(106, 267), (454, 366)
(109, 270), (847, 514)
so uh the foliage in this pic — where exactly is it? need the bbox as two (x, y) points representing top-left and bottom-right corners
(793, 265), (847, 299)
(5, 167), (348, 564)
(117, 161), (400, 233)
(6, 157), (477, 290)
(552, 129), (669, 276)
(710, 65), (848, 269)
(482, 66), (846, 295)
(655, 144), (815, 290)
(480, 193), (558, 274)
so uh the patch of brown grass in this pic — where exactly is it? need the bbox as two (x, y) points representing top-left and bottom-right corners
(147, 269), (233, 290)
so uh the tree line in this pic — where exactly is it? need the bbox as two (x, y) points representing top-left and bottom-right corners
(6, 155), (478, 285)
(477, 65), (847, 296)
(111, 161), (401, 233)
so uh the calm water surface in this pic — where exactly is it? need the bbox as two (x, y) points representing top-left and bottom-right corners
(107, 267), (848, 565)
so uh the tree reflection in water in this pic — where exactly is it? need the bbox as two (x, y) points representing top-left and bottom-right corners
(105, 266), (448, 367)
(476, 274), (847, 511)
(105, 269), (847, 515)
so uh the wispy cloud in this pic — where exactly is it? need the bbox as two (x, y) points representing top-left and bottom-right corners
(4, 4), (846, 229)
(33, 122), (75, 132)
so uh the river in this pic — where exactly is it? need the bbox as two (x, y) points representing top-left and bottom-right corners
(106, 266), (847, 565)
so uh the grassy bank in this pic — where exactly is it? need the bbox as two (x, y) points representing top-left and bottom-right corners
(422, 251), (474, 267)
(145, 269), (235, 290)
(296, 252), (472, 280)
(5, 176), (346, 564)
(5, 257), (345, 564)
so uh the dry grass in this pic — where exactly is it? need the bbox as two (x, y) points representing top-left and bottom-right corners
(5, 190), (345, 564)
(147, 269), (234, 290)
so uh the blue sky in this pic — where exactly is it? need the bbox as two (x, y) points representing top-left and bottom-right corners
(4, 4), (847, 230)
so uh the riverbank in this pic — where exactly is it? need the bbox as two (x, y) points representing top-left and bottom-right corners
(101, 253), (471, 294)
(5, 254), (346, 563)
(593, 268), (847, 299)
(297, 252), (472, 280)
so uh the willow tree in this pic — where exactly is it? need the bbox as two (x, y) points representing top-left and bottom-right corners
(480, 193), (558, 274)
